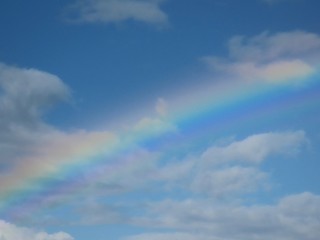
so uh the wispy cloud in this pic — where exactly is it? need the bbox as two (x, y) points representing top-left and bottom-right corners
(203, 31), (320, 83)
(64, 0), (169, 26)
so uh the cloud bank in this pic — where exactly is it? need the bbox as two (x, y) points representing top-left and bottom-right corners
(131, 192), (320, 240)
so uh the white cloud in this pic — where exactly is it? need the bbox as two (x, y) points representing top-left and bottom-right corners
(134, 192), (320, 240)
(0, 62), (175, 225)
(0, 63), (122, 224)
(153, 157), (194, 182)
(227, 31), (320, 62)
(203, 31), (320, 83)
(43, 131), (302, 225)
(65, 0), (168, 25)
(74, 198), (127, 225)
(153, 131), (306, 197)
(0, 63), (70, 162)
(190, 166), (267, 197)
(201, 131), (307, 165)
(12, 130), (303, 224)
(0, 220), (73, 240)
(195, 131), (306, 197)
(213, 59), (314, 83)
(0, 61), (174, 199)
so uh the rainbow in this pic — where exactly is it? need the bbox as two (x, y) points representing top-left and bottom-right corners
(0, 70), (320, 222)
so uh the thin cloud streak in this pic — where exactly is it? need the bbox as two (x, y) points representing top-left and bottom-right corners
(64, 0), (169, 26)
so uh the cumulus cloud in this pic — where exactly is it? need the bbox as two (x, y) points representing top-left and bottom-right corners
(203, 31), (320, 83)
(0, 63), (121, 224)
(201, 131), (307, 165)
(0, 63), (70, 163)
(40, 130), (300, 225)
(153, 131), (306, 197)
(0, 63), (175, 224)
(134, 192), (320, 240)
(13, 131), (303, 225)
(194, 131), (306, 197)
(190, 166), (267, 197)
(65, 0), (169, 25)
(0, 220), (73, 240)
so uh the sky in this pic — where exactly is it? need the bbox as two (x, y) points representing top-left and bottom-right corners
(0, 0), (320, 239)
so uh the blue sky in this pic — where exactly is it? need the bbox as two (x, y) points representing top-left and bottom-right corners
(0, 0), (320, 240)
